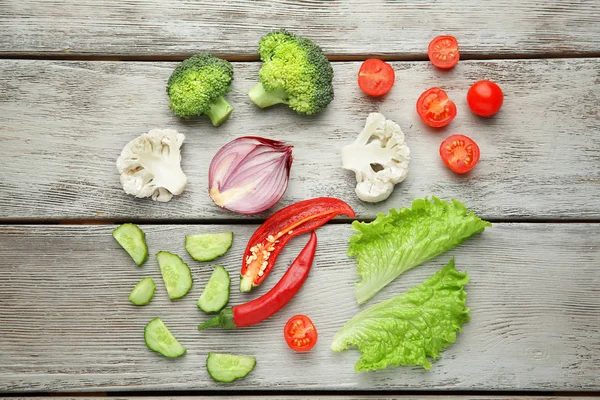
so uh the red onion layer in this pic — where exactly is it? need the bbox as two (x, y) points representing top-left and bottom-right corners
(209, 136), (293, 214)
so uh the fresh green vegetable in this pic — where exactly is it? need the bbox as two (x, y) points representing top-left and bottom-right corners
(199, 232), (317, 330)
(197, 265), (230, 313)
(206, 352), (256, 383)
(248, 30), (334, 115)
(185, 232), (233, 262)
(112, 223), (149, 266)
(349, 197), (490, 304)
(156, 251), (193, 300)
(144, 318), (186, 358)
(129, 277), (156, 306)
(167, 53), (234, 126)
(331, 258), (470, 371)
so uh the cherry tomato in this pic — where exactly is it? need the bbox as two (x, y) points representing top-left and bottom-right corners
(416, 87), (457, 128)
(284, 314), (318, 352)
(358, 59), (395, 97)
(428, 36), (459, 69)
(440, 134), (480, 174)
(467, 80), (504, 116)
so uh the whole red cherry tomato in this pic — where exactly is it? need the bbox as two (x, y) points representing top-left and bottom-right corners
(467, 80), (504, 116)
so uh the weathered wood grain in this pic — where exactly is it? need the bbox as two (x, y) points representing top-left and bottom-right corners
(0, 0), (599, 58)
(1, 59), (599, 221)
(0, 223), (598, 391)
(3, 397), (596, 400)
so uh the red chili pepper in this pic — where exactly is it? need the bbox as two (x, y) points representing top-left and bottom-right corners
(239, 197), (355, 292)
(198, 232), (318, 330)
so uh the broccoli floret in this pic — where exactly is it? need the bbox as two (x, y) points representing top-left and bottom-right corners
(248, 30), (334, 115)
(167, 53), (234, 126)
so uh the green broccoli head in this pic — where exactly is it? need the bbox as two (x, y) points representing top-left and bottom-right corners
(248, 30), (334, 115)
(167, 53), (234, 126)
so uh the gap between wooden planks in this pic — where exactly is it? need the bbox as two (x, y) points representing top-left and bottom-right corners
(1, 395), (599, 399)
(3, 52), (600, 63)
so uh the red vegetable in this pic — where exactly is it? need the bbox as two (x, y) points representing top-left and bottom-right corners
(416, 87), (457, 128)
(428, 35), (459, 69)
(358, 59), (395, 97)
(284, 314), (318, 352)
(198, 232), (318, 330)
(467, 80), (504, 116)
(239, 197), (355, 292)
(440, 134), (480, 174)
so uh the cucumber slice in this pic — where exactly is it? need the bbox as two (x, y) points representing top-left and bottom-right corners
(185, 232), (233, 262)
(206, 352), (256, 383)
(144, 318), (186, 358)
(156, 251), (193, 300)
(112, 223), (149, 266)
(129, 277), (155, 306)
(197, 266), (230, 313)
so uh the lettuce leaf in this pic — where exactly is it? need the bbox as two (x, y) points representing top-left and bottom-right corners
(350, 197), (490, 304)
(331, 258), (470, 371)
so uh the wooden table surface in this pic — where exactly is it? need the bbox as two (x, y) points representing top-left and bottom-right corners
(1, 0), (599, 398)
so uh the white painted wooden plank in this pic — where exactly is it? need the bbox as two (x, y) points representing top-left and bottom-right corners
(0, 0), (599, 57)
(0, 223), (598, 391)
(0, 59), (599, 220)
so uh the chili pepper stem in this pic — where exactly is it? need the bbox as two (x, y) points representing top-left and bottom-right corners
(198, 307), (236, 330)
(198, 316), (221, 330)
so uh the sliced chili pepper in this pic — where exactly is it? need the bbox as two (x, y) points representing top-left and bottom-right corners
(198, 231), (318, 330)
(239, 197), (354, 292)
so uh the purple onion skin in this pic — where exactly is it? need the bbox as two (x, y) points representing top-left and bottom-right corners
(209, 136), (293, 214)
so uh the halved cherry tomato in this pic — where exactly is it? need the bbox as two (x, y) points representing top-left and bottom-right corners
(440, 134), (480, 174)
(416, 87), (457, 128)
(428, 36), (459, 69)
(358, 59), (395, 97)
(284, 314), (318, 352)
(467, 80), (504, 116)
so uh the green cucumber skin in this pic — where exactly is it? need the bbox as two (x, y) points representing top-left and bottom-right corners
(156, 251), (193, 300)
(144, 318), (186, 358)
(185, 232), (233, 262)
(197, 266), (230, 313)
(112, 223), (149, 266)
(206, 352), (256, 383)
(129, 277), (156, 306)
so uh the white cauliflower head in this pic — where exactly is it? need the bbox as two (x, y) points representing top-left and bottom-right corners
(117, 128), (188, 202)
(341, 113), (410, 203)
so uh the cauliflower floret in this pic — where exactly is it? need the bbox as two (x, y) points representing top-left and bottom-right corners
(341, 113), (410, 203)
(117, 128), (188, 202)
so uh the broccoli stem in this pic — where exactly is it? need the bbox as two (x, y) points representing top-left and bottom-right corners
(248, 82), (288, 108)
(205, 96), (234, 127)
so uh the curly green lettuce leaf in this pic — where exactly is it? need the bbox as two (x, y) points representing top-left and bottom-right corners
(350, 197), (490, 304)
(331, 258), (470, 371)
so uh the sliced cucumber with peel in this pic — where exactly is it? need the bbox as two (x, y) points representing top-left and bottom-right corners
(206, 352), (256, 383)
(185, 232), (233, 262)
(112, 223), (148, 266)
(197, 265), (230, 313)
(156, 251), (193, 300)
(144, 318), (186, 358)
(129, 277), (155, 305)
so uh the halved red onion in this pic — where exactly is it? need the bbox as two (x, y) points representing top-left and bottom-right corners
(209, 136), (293, 214)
